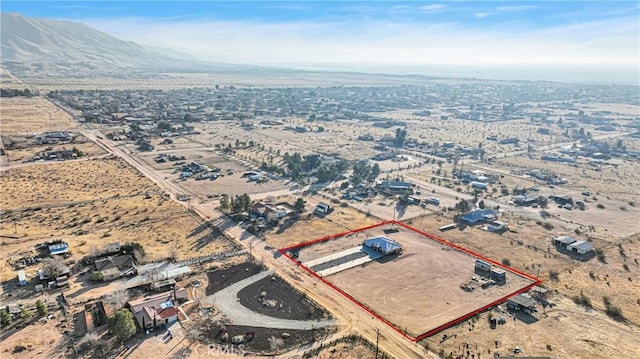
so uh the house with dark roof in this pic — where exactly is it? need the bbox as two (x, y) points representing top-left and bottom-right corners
(94, 254), (136, 281)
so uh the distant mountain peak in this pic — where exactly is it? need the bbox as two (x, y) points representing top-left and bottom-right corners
(0, 12), (197, 73)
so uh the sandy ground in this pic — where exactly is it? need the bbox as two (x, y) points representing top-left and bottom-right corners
(0, 96), (78, 135)
(0, 157), (157, 208)
(297, 225), (534, 337)
(0, 312), (71, 358)
(0, 157), (234, 284)
(421, 295), (640, 359)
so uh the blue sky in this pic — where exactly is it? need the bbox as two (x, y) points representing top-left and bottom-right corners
(3, 1), (639, 79)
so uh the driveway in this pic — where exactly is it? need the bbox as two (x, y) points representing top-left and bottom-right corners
(203, 270), (336, 330)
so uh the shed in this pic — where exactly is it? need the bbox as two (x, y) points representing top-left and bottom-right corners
(487, 221), (507, 233)
(475, 260), (492, 272)
(17, 270), (27, 286)
(552, 235), (577, 248)
(49, 242), (69, 255)
(507, 294), (537, 314)
(490, 267), (506, 282)
(567, 240), (594, 255)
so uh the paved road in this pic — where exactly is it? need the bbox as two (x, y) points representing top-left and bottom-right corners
(203, 270), (336, 330)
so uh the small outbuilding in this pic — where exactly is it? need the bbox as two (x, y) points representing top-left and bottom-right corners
(552, 235), (577, 248)
(17, 270), (27, 286)
(567, 240), (594, 255)
(507, 294), (537, 314)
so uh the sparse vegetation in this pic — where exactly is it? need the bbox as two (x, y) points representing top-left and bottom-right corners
(36, 300), (48, 317)
(574, 292), (593, 308)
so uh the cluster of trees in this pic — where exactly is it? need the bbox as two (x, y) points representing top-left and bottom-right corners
(0, 300), (49, 327)
(350, 160), (381, 186)
(1, 88), (34, 97)
(394, 128), (407, 148)
(283, 152), (349, 183)
(220, 194), (252, 214)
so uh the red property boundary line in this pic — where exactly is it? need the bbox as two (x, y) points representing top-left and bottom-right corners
(279, 219), (542, 342)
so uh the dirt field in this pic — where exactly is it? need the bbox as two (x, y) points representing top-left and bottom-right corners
(293, 223), (536, 338)
(0, 157), (235, 284)
(0, 315), (70, 358)
(0, 157), (157, 208)
(421, 295), (640, 359)
(0, 96), (78, 135)
(238, 275), (327, 321)
(1, 133), (105, 163)
(205, 262), (265, 296)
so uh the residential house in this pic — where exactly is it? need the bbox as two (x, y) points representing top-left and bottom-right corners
(127, 289), (187, 330)
(94, 254), (136, 281)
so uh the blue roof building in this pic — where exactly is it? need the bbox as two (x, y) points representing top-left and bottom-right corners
(363, 236), (402, 255)
(49, 242), (69, 255)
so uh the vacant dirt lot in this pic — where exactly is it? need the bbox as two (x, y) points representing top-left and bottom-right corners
(296, 224), (536, 337)
(0, 96), (78, 135)
(0, 158), (235, 283)
(421, 295), (640, 359)
(0, 157), (157, 209)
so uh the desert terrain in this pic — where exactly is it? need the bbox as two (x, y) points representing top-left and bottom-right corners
(1, 72), (639, 359)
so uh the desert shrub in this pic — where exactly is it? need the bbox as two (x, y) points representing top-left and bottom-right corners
(542, 222), (554, 230)
(548, 270), (560, 282)
(623, 263), (629, 271)
(36, 300), (48, 316)
(605, 303), (624, 321)
(596, 204), (605, 209)
(502, 258), (511, 266)
(589, 271), (596, 280)
(596, 249), (607, 263)
(574, 292), (592, 308)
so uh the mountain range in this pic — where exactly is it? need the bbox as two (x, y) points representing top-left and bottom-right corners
(0, 12), (281, 77)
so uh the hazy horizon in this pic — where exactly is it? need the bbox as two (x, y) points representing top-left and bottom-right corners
(2, 1), (639, 83)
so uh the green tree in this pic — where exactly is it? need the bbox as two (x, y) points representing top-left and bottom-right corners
(454, 199), (470, 214)
(537, 195), (548, 209)
(108, 309), (136, 342)
(21, 307), (33, 319)
(294, 197), (306, 213)
(220, 194), (231, 213)
(36, 300), (48, 317)
(0, 308), (12, 326)
(394, 128), (407, 148)
(157, 120), (172, 131)
(368, 163), (381, 183)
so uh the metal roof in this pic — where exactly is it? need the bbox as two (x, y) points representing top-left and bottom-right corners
(363, 236), (401, 254)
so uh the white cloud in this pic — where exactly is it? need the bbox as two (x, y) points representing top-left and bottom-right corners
(474, 12), (494, 18)
(420, 4), (447, 13)
(79, 14), (639, 69)
(494, 5), (538, 12)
